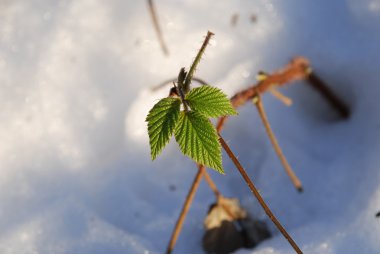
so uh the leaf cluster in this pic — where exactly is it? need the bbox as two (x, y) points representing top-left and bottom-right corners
(146, 83), (237, 173)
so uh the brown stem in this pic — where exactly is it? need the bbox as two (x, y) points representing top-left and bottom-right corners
(203, 167), (221, 197)
(216, 57), (311, 131)
(166, 165), (206, 254)
(147, 0), (169, 56)
(269, 87), (293, 106)
(306, 72), (350, 118)
(254, 93), (303, 192)
(165, 165), (222, 254)
(219, 135), (303, 254)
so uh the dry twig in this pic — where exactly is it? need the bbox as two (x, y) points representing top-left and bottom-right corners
(147, 0), (169, 56)
(254, 92), (303, 192)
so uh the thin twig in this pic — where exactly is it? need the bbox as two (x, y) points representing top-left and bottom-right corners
(218, 135), (303, 254)
(165, 165), (222, 254)
(203, 167), (221, 197)
(147, 0), (169, 56)
(166, 165), (206, 254)
(216, 57), (311, 131)
(269, 86), (293, 106)
(254, 92), (303, 192)
(306, 72), (350, 118)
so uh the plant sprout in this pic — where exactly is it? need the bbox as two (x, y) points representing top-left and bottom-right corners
(146, 31), (303, 254)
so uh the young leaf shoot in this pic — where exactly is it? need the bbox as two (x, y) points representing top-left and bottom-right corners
(146, 31), (237, 173)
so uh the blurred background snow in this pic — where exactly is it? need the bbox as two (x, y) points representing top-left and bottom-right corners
(0, 0), (380, 253)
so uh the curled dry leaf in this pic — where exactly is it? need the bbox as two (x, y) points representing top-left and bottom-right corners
(203, 197), (271, 254)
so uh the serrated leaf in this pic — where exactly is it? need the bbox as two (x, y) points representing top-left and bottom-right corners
(175, 111), (224, 173)
(146, 97), (181, 160)
(185, 86), (238, 118)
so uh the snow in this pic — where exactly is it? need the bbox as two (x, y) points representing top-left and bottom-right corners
(1, 0), (380, 253)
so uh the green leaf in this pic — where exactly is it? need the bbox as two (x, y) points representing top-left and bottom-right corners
(146, 97), (181, 160)
(185, 86), (238, 118)
(175, 111), (224, 173)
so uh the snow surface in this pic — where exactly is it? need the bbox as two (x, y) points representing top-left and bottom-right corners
(1, 0), (380, 253)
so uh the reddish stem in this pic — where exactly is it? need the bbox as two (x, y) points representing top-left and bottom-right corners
(219, 135), (303, 254)
(166, 165), (205, 254)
